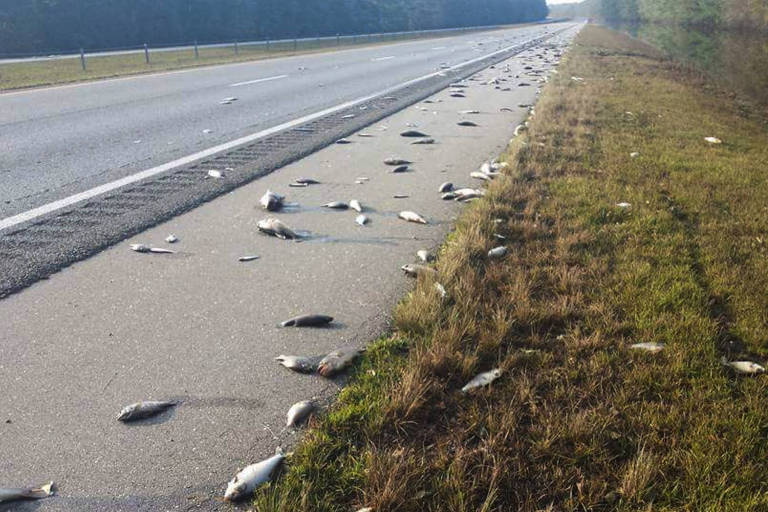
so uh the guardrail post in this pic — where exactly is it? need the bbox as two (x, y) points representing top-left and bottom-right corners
(144, 43), (150, 64)
(194, 40), (199, 59)
(80, 48), (87, 71)
(266, 39), (270, 52)
(336, 34), (340, 46)
(234, 40), (239, 55)
(368, 33), (372, 43)
(293, 38), (297, 52)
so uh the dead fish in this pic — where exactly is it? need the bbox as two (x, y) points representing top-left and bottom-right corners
(457, 121), (478, 127)
(221, 97), (238, 103)
(207, 169), (223, 179)
(450, 92), (466, 98)
(470, 171), (493, 181)
(416, 249), (434, 262)
(165, 234), (178, 244)
(384, 158), (411, 166)
(441, 192), (458, 200)
(117, 400), (177, 422)
(275, 355), (318, 373)
(721, 357), (765, 374)
(500, 107), (514, 112)
(434, 282), (448, 299)
(257, 218), (299, 240)
(514, 124), (527, 137)
(399, 211), (427, 224)
(704, 137), (722, 144)
(391, 165), (410, 173)
(401, 263), (437, 278)
(281, 314), (333, 327)
(342, 114), (355, 119)
(260, 190), (285, 211)
(295, 178), (320, 185)
(412, 138), (435, 145)
(286, 400), (316, 427)
(336, 138), (352, 144)
(356, 214), (370, 226)
(358, 133), (374, 137)
(630, 152), (640, 158)
(289, 183), (308, 188)
(238, 255), (260, 262)
(130, 244), (175, 254)
(630, 342), (665, 353)
(459, 110), (480, 114)
(350, 200), (363, 213)
(0, 482), (55, 504)
(461, 368), (502, 393)
(488, 246), (507, 259)
(616, 202), (631, 208)
(317, 346), (364, 377)
(438, 182), (453, 193)
(224, 448), (285, 502)
(400, 130), (429, 138)
(393, 194), (409, 199)
(323, 201), (348, 210)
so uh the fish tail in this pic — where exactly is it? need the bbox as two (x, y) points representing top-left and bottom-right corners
(24, 482), (55, 498)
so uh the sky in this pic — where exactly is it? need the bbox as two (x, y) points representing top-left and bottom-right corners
(547, 0), (584, 4)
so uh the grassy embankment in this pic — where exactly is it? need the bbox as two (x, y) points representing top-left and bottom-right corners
(251, 25), (768, 511)
(0, 26), (506, 92)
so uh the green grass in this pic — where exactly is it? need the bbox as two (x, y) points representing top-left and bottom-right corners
(0, 27), (496, 91)
(249, 25), (768, 511)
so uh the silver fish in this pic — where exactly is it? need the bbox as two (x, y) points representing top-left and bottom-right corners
(721, 357), (765, 374)
(401, 264), (437, 278)
(0, 482), (54, 503)
(356, 214), (370, 226)
(438, 182), (453, 193)
(130, 244), (175, 254)
(441, 192), (458, 200)
(630, 342), (665, 353)
(295, 178), (320, 185)
(165, 234), (178, 244)
(317, 347), (364, 377)
(207, 169), (223, 179)
(323, 201), (349, 210)
(336, 138), (352, 144)
(117, 400), (177, 422)
(257, 218), (299, 240)
(224, 448), (285, 501)
(286, 400), (315, 427)
(391, 165), (410, 173)
(412, 138), (435, 145)
(488, 246), (507, 259)
(350, 200), (363, 213)
(461, 368), (502, 393)
(384, 158), (411, 166)
(398, 211), (427, 224)
(238, 255), (260, 262)
(450, 92), (466, 98)
(459, 110), (480, 114)
(400, 130), (429, 138)
(457, 121), (478, 127)
(416, 249), (434, 262)
(470, 171), (493, 181)
(275, 355), (319, 373)
(281, 314), (333, 327)
(434, 282), (448, 299)
(260, 190), (285, 211)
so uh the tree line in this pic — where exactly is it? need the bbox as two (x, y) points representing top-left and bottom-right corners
(596, 0), (768, 30)
(0, 0), (549, 56)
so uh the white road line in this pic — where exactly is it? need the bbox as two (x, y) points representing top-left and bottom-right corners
(229, 74), (289, 87)
(372, 56), (395, 61)
(0, 30), (563, 232)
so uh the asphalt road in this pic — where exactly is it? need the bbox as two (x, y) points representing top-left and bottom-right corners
(1, 23), (563, 220)
(0, 25), (581, 511)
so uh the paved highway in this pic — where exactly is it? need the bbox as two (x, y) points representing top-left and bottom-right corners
(0, 23), (562, 220)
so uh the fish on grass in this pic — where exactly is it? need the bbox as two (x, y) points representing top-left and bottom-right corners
(470, 171), (493, 182)
(398, 211), (427, 224)
(461, 368), (502, 393)
(400, 130), (429, 138)
(704, 137), (722, 144)
(488, 246), (507, 259)
(281, 314), (333, 327)
(401, 263), (437, 278)
(257, 218), (299, 240)
(317, 346), (364, 377)
(0, 482), (55, 504)
(454, 188), (486, 201)
(434, 282), (448, 299)
(224, 448), (285, 502)
(630, 342), (665, 353)
(117, 400), (177, 422)
(260, 190), (285, 211)
(130, 244), (175, 254)
(384, 158), (411, 166)
(349, 200), (363, 213)
(275, 355), (318, 373)
(323, 201), (349, 210)
(721, 357), (765, 375)
(286, 400), (315, 427)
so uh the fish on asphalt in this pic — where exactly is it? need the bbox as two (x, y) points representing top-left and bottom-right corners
(260, 190), (285, 211)
(275, 355), (319, 373)
(165, 234), (178, 244)
(457, 121), (478, 127)
(488, 246), (507, 259)
(281, 314), (334, 327)
(438, 182), (453, 193)
(630, 342), (665, 353)
(398, 211), (428, 224)
(391, 165), (410, 173)
(207, 169), (223, 179)
(400, 130), (430, 138)
(450, 92), (466, 98)
(323, 201), (349, 210)
(117, 400), (177, 422)
(384, 158), (412, 166)
(286, 400), (316, 427)
(238, 255), (260, 262)
(356, 214), (370, 226)
(441, 191), (458, 200)
(412, 138), (435, 145)
(401, 263), (437, 278)
(295, 178), (320, 185)
(336, 138), (352, 144)
(317, 346), (364, 377)
(416, 249), (434, 262)
(224, 448), (285, 502)
(459, 110), (480, 114)
(130, 244), (175, 254)
(350, 200), (363, 213)
(0, 482), (55, 504)
(461, 368), (503, 393)
(257, 218), (299, 240)
(721, 357), (765, 375)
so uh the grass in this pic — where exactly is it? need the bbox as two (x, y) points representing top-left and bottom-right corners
(0, 27), (498, 92)
(249, 25), (768, 511)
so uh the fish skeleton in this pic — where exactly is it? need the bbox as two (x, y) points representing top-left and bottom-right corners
(281, 314), (334, 327)
(257, 218), (298, 240)
(398, 211), (427, 224)
(224, 448), (285, 501)
(286, 400), (315, 427)
(317, 347), (364, 377)
(461, 368), (503, 393)
(0, 482), (54, 503)
(117, 400), (177, 422)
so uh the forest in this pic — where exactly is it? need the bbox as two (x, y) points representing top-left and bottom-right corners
(597, 0), (768, 29)
(0, 0), (549, 56)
